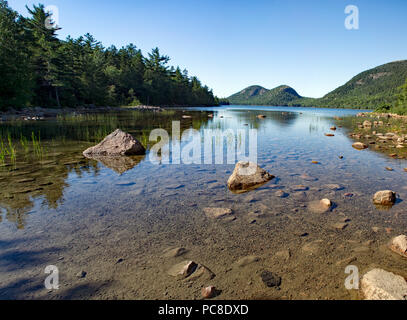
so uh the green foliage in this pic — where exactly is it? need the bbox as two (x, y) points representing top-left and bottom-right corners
(0, 2), (218, 109)
(293, 61), (407, 109)
(228, 85), (302, 105)
(0, 0), (34, 110)
(229, 61), (407, 110)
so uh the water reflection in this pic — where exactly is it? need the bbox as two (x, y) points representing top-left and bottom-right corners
(0, 107), (367, 229)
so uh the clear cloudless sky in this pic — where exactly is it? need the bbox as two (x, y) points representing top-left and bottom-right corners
(8, 0), (407, 98)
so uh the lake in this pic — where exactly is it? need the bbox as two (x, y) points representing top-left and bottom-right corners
(1, 105), (406, 300)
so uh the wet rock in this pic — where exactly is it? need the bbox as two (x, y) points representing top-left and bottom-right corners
(227, 161), (274, 193)
(275, 249), (291, 261)
(167, 261), (198, 278)
(372, 190), (396, 206)
(363, 120), (372, 127)
(203, 207), (233, 219)
(361, 268), (407, 300)
(300, 174), (318, 181)
(260, 271), (281, 288)
(83, 129), (145, 156)
(187, 264), (216, 281)
(320, 198), (332, 207)
(76, 271), (87, 279)
(257, 115), (266, 119)
(274, 190), (289, 198)
(390, 235), (407, 258)
(330, 126), (337, 131)
(352, 142), (368, 150)
(234, 256), (260, 268)
(311, 161), (320, 164)
(324, 133), (334, 137)
(309, 199), (332, 213)
(291, 185), (308, 191)
(302, 240), (323, 254)
(385, 167), (393, 171)
(163, 247), (188, 258)
(201, 286), (216, 299)
(324, 184), (343, 191)
(332, 222), (348, 230)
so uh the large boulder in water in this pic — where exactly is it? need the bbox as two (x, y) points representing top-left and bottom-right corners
(83, 129), (145, 156)
(372, 190), (396, 206)
(227, 161), (274, 193)
(361, 268), (407, 300)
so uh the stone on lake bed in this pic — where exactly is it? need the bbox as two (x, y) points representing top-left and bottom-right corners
(291, 185), (308, 191)
(300, 174), (318, 181)
(203, 207), (233, 219)
(234, 256), (260, 268)
(227, 161), (274, 193)
(167, 261), (198, 278)
(352, 142), (368, 150)
(83, 129), (145, 156)
(372, 190), (396, 206)
(332, 222), (348, 230)
(361, 268), (407, 300)
(390, 235), (407, 258)
(163, 247), (188, 258)
(308, 199), (332, 214)
(320, 198), (332, 207)
(201, 286), (217, 299)
(260, 271), (281, 288)
(274, 190), (289, 198)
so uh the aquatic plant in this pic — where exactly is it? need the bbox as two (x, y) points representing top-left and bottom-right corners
(32, 131), (44, 159)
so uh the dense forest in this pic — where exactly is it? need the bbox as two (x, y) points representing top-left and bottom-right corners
(0, 1), (221, 111)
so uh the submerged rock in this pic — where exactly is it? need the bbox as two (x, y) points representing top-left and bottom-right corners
(372, 190), (396, 206)
(167, 261), (198, 278)
(361, 268), (407, 300)
(308, 199), (332, 214)
(260, 271), (281, 288)
(352, 142), (368, 150)
(83, 129), (145, 156)
(227, 161), (274, 193)
(201, 286), (217, 299)
(390, 235), (407, 258)
(234, 256), (260, 268)
(163, 247), (188, 258)
(203, 207), (233, 219)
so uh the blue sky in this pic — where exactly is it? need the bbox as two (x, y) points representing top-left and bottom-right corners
(8, 0), (407, 98)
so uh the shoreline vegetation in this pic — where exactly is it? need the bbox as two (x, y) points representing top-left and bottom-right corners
(0, 1), (228, 112)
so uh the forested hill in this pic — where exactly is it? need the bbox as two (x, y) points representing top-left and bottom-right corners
(228, 61), (407, 109)
(228, 85), (302, 105)
(0, 1), (219, 110)
(294, 60), (407, 109)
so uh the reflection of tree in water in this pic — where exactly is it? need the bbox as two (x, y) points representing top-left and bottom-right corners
(0, 158), (100, 229)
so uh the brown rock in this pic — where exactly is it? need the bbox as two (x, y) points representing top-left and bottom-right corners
(352, 142), (368, 150)
(83, 129), (145, 156)
(201, 286), (216, 299)
(390, 235), (407, 258)
(203, 208), (233, 219)
(361, 268), (407, 300)
(373, 190), (396, 206)
(227, 161), (274, 193)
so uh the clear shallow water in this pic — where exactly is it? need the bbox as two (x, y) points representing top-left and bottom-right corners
(0, 106), (407, 300)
